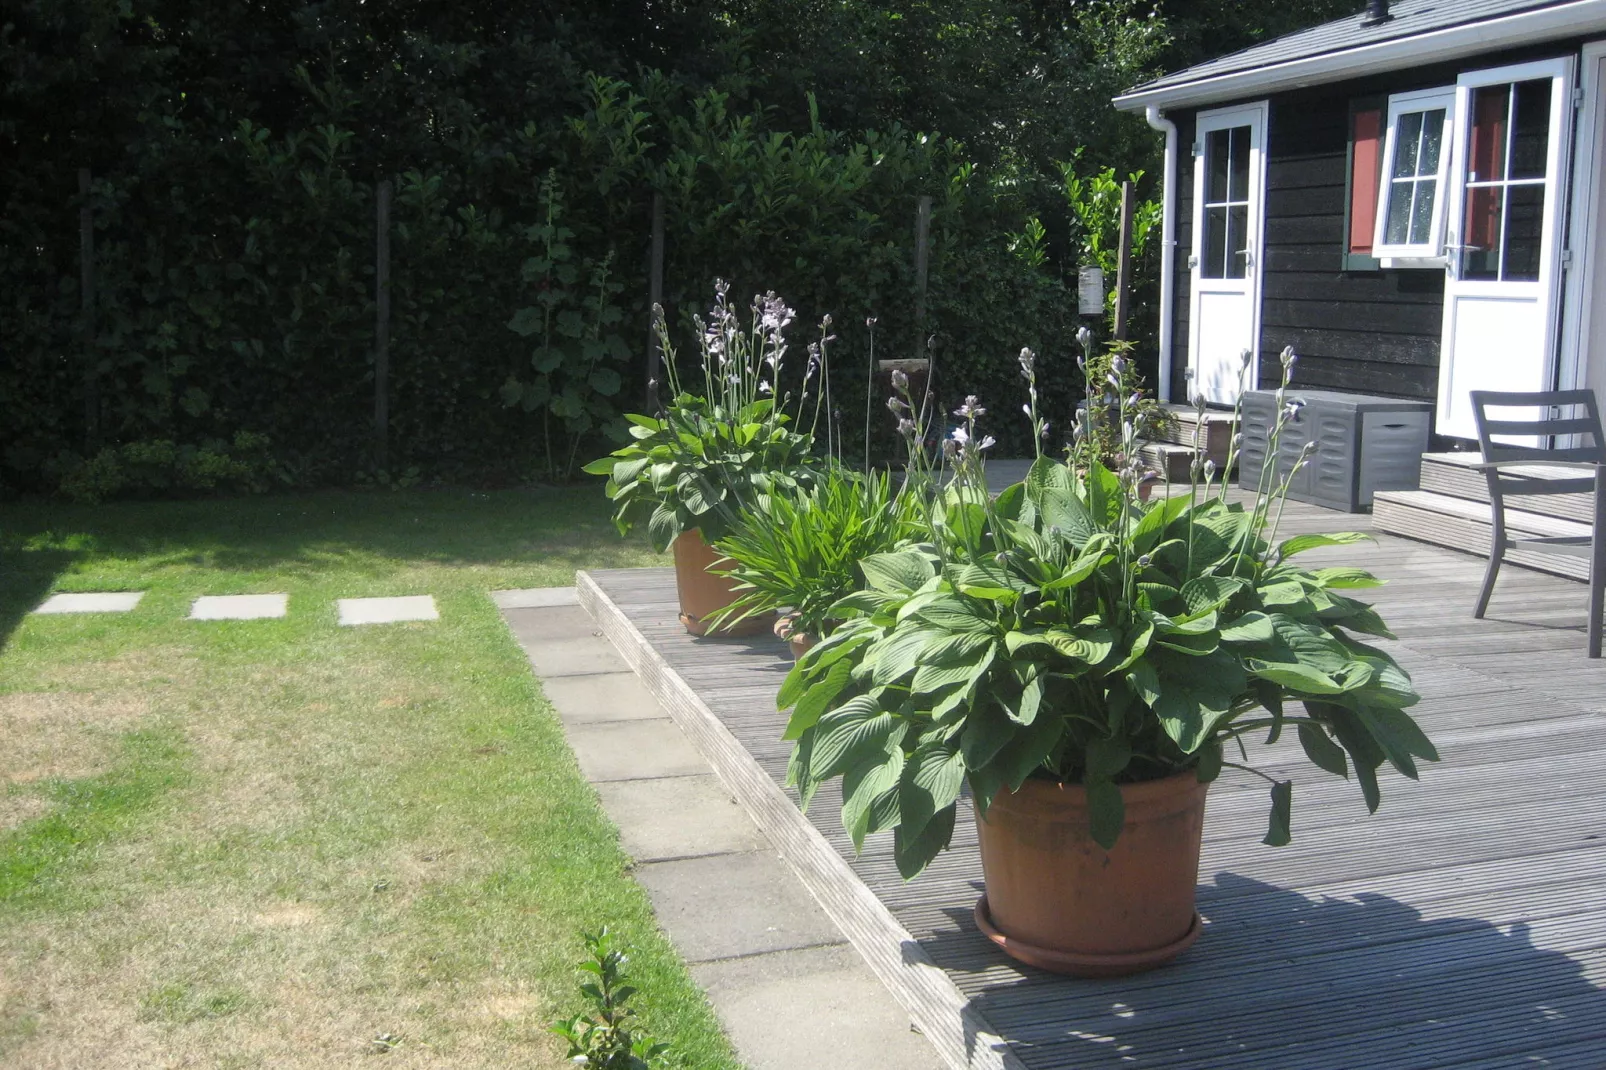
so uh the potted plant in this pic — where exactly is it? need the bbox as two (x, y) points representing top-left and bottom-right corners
(711, 464), (926, 658)
(1071, 333), (1172, 498)
(584, 283), (818, 636)
(775, 341), (1433, 976)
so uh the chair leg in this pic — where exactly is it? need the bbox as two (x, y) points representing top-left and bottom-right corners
(1474, 545), (1502, 619)
(1590, 467), (1606, 657)
(1589, 576), (1602, 659)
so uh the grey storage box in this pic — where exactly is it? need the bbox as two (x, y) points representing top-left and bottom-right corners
(1237, 389), (1431, 512)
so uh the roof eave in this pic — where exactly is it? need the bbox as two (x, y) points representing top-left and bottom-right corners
(1113, 0), (1606, 112)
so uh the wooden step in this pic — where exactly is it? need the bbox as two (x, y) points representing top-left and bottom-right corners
(1155, 404), (1234, 464)
(1138, 441), (1203, 482)
(1418, 452), (1595, 524)
(1371, 489), (1590, 582)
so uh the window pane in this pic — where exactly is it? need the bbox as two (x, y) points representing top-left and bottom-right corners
(1409, 178), (1437, 244)
(1462, 185), (1502, 280)
(1228, 126), (1250, 202)
(1503, 184), (1545, 280)
(1417, 109), (1446, 175)
(1228, 205), (1249, 279)
(1384, 180), (1414, 244)
(1393, 111), (1424, 177)
(1206, 129), (1231, 202)
(1510, 79), (1552, 179)
(1205, 206), (1228, 277)
(1469, 86), (1509, 183)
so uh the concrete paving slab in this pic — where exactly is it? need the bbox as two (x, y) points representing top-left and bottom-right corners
(593, 775), (767, 861)
(502, 604), (599, 643)
(564, 719), (706, 782)
(337, 595), (438, 626)
(540, 672), (664, 724)
(633, 851), (847, 963)
(34, 592), (144, 615)
(514, 634), (628, 677)
(692, 944), (944, 1070)
(189, 593), (288, 620)
(491, 586), (578, 609)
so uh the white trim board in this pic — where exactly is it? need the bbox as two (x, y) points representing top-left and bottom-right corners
(1113, 1), (1606, 113)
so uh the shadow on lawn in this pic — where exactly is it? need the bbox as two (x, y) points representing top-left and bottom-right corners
(0, 485), (647, 576)
(0, 545), (81, 651)
(922, 871), (1605, 1069)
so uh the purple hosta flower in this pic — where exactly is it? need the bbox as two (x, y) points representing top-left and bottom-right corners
(1283, 398), (1304, 421)
(1137, 554), (1152, 568)
(942, 436), (961, 458)
(1018, 346), (1037, 377)
(1280, 345), (1298, 370)
(866, 316), (877, 328)
(1076, 326), (1093, 352)
(1233, 432), (1244, 448)
(1127, 391), (1142, 408)
(887, 396), (909, 414)
(1106, 373), (1121, 389)
(897, 417), (916, 438)
(1076, 354), (1087, 372)
(1022, 403), (1032, 418)
(759, 292), (795, 334)
(1040, 421), (1051, 439)
(976, 434), (996, 452)
(951, 426), (970, 447)
(714, 277), (730, 299)
(1203, 459), (1217, 479)
(759, 380), (773, 395)
(1111, 354), (1128, 375)
(1240, 348), (1253, 368)
(891, 368), (909, 392)
(954, 395), (985, 420)
(823, 313), (833, 329)
(805, 342), (821, 379)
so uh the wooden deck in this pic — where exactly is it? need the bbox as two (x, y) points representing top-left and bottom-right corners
(577, 497), (1606, 1070)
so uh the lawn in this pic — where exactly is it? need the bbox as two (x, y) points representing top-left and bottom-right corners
(0, 487), (740, 1069)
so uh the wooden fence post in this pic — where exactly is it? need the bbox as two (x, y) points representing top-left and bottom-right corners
(1114, 180), (1135, 342)
(913, 195), (932, 356)
(374, 178), (392, 472)
(79, 167), (98, 451)
(647, 190), (665, 412)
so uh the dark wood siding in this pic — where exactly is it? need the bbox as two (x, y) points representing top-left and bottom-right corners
(1258, 87), (1443, 399)
(1163, 38), (1594, 407)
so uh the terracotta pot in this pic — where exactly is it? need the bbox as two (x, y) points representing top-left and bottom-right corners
(1137, 479), (1156, 502)
(973, 769), (1208, 977)
(672, 529), (774, 637)
(788, 632), (818, 660)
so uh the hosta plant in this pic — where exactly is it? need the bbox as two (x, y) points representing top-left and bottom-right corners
(778, 341), (1435, 878)
(711, 463), (927, 639)
(583, 282), (818, 550)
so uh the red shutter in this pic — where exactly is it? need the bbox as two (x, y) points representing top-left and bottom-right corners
(1349, 107), (1383, 255)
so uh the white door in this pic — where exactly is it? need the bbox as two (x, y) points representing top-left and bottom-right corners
(1188, 102), (1268, 406)
(1437, 58), (1574, 440)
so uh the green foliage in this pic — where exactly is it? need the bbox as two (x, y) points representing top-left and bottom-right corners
(1070, 340), (1171, 472)
(551, 929), (671, 1070)
(56, 432), (286, 504)
(779, 349), (1433, 879)
(584, 288), (817, 550)
(713, 465), (926, 638)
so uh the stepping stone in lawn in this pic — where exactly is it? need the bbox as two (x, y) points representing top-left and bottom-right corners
(190, 594), (289, 620)
(337, 595), (438, 626)
(34, 592), (145, 615)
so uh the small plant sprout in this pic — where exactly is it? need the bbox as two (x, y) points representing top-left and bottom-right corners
(551, 929), (670, 1070)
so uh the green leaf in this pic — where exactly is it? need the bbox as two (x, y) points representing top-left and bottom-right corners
(1181, 576), (1244, 617)
(1310, 566), (1383, 589)
(842, 748), (905, 851)
(1278, 531), (1370, 559)
(869, 626), (944, 686)
(1354, 704), (1439, 779)
(784, 659), (853, 740)
(1085, 735), (1131, 781)
(960, 699), (1016, 770)
(1262, 780), (1293, 846)
(810, 698), (899, 780)
(1004, 628), (1113, 666)
(893, 802), (957, 880)
(860, 551), (935, 594)
(899, 738), (967, 841)
(1007, 671), (1044, 726)
(911, 595), (996, 634)
(912, 643), (995, 698)
(1220, 610), (1276, 644)
(1297, 722), (1349, 778)
(1195, 741), (1223, 783)
(1086, 780), (1124, 850)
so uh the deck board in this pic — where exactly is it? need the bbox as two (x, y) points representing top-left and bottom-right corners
(577, 496), (1606, 1069)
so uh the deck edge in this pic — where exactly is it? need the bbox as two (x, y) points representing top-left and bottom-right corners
(576, 569), (1028, 1070)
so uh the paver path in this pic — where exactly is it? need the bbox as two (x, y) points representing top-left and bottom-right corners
(189, 594), (288, 620)
(337, 595), (438, 625)
(32, 592), (144, 614)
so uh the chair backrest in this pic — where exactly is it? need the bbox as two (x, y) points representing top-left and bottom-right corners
(1469, 389), (1606, 464)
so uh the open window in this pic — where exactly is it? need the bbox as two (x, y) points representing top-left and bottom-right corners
(1372, 87), (1455, 261)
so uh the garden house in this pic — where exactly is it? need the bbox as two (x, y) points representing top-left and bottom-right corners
(1115, 0), (1606, 443)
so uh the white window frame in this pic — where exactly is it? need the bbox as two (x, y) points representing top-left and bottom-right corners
(1372, 86), (1456, 263)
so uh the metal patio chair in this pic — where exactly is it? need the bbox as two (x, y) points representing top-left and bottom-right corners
(1470, 389), (1606, 657)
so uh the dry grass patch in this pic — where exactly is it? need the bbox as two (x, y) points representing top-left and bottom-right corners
(0, 691), (151, 786)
